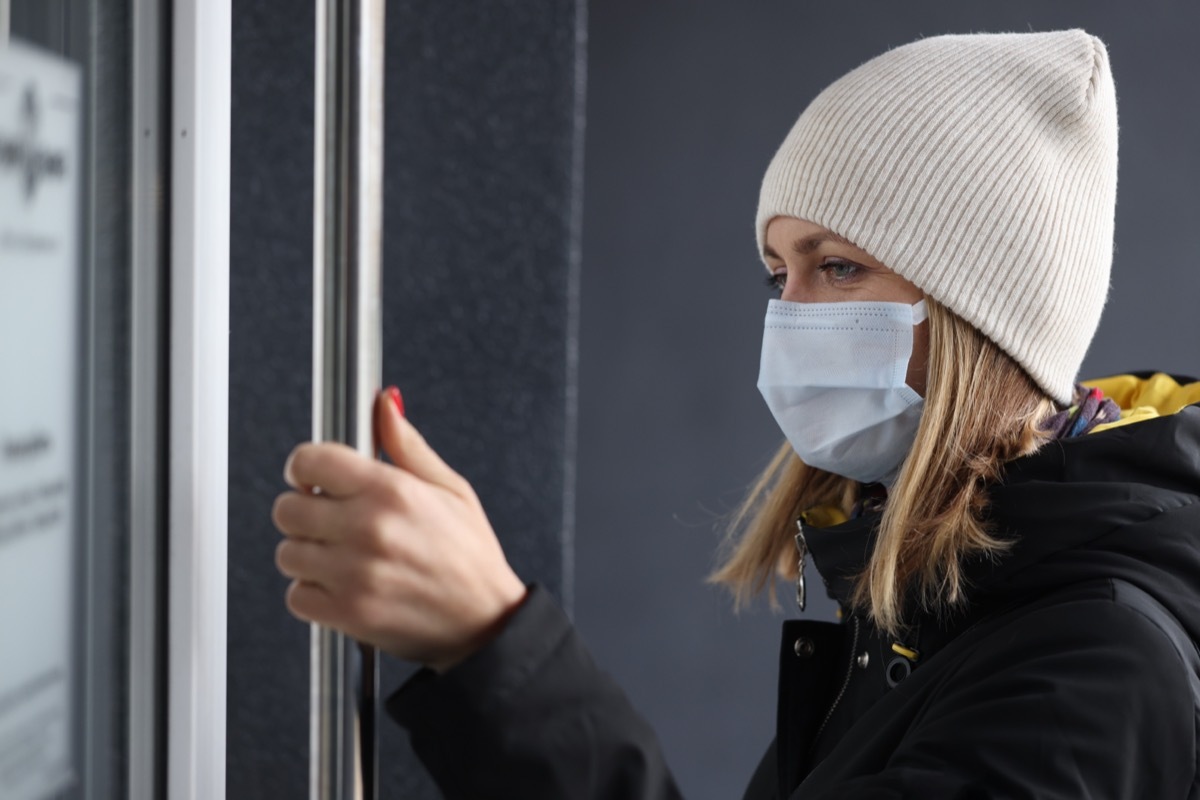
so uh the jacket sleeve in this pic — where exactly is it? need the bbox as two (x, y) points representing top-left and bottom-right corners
(386, 583), (686, 800)
(802, 596), (1197, 799)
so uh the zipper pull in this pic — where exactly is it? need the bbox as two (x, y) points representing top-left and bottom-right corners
(794, 520), (808, 612)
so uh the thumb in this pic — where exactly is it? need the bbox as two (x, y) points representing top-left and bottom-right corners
(375, 387), (468, 494)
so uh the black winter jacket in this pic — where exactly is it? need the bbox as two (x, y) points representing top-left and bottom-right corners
(388, 373), (1200, 799)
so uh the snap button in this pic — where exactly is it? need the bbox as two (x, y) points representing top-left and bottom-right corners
(856, 652), (870, 669)
(793, 637), (816, 658)
(886, 656), (912, 688)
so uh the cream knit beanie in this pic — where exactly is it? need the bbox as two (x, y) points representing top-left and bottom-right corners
(756, 30), (1118, 404)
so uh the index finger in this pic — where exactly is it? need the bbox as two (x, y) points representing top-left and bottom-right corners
(284, 441), (380, 499)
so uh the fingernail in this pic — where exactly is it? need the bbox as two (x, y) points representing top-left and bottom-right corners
(386, 386), (405, 417)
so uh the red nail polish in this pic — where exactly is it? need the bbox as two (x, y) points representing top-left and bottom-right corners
(386, 386), (405, 417)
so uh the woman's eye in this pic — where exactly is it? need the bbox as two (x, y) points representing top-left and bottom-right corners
(763, 272), (786, 294)
(818, 260), (860, 281)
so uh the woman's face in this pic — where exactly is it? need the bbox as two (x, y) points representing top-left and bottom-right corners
(762, 216), (929, 397)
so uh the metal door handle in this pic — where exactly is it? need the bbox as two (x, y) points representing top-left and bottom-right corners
(311, 1), (385, 798)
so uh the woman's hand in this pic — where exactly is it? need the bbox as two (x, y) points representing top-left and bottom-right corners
(271, 388), (528, 672)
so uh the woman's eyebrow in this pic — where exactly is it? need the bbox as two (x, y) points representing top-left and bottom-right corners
(762, 232), (855, 260)
(792, 232), (853, 255)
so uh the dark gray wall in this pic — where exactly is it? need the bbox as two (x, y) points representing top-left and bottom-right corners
(576, 3), (1200, 799)
(228, 1), (584, 797)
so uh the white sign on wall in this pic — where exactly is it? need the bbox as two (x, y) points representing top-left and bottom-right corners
(0, 40), (80, 800)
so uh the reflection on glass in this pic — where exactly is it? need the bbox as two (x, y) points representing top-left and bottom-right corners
(0, 39), (81, 800)
(3, 1), (136, 797)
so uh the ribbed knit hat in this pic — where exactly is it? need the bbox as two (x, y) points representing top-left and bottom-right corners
(756, 30), (1119, 404)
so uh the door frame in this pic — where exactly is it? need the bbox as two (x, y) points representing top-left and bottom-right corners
(164, 1), (231, 797)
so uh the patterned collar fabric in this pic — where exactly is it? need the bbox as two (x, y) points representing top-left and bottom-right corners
(1040, 384), (1123, 439)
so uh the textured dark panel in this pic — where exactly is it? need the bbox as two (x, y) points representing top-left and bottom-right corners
(227, 3), (316, 796)
(381, 0), (586, 609)
(228, 0), (585, 797)
(378, 2), (585, 793)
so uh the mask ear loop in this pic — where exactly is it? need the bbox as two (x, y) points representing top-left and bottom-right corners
(911, 299), (928, 325)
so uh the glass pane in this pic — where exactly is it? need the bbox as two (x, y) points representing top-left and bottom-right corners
(2, 1), (135, 797)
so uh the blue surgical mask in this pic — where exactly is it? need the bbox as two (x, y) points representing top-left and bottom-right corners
(756, 299), (927, 486)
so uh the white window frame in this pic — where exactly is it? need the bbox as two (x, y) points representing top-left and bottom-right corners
(167, 1), (230, 798)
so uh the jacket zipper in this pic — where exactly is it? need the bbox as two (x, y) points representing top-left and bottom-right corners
(809, 614), (860, 757)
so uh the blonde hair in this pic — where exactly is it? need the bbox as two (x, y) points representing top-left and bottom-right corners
(710, 298), (1057, 635)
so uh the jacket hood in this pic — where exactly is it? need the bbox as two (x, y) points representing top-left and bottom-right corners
(805, 371), (1200, 642)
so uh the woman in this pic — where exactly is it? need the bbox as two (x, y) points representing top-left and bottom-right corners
(272, 29), (1200, 798)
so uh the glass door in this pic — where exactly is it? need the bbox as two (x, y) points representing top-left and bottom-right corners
(1, 1), (166, 797)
